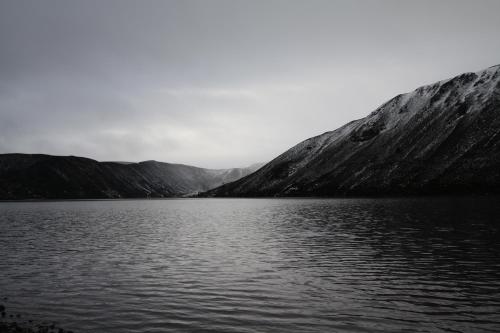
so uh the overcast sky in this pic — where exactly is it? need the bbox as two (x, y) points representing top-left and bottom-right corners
(1, 0), (499, 168)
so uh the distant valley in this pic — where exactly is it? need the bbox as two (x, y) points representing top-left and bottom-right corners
(0, 154), (263, 199)
(2, 64), (500, 199)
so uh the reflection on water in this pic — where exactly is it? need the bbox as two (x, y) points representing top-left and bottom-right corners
(1, 198), (499, 332)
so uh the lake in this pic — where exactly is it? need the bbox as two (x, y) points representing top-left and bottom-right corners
(1, 198), (500, 332)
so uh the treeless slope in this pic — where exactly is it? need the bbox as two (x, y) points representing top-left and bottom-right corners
(0, 154), (261, 199)
(205, 64), (500, 197)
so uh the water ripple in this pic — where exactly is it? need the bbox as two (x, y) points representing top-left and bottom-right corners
(1, 197), (500, 332)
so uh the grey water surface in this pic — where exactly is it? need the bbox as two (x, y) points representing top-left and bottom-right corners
(1, 198), (500, 333)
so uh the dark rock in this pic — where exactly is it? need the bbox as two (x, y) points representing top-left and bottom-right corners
(350, 120), (385, 142)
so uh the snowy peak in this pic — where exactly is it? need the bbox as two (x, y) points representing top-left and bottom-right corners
(205, 64), (500, 197)
(355, 65), (500, 139)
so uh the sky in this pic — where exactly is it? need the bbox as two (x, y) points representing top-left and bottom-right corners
(1, 0), (500, 168)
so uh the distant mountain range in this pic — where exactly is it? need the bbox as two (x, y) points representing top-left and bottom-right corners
(3, 65), (499, 199)
(204, 64), (500, 197)
(0, 154), (263, 199)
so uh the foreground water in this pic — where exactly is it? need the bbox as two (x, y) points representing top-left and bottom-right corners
(1, 198), (499, 333)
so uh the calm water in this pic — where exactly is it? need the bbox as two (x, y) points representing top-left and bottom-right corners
(1, 198), (500, 333)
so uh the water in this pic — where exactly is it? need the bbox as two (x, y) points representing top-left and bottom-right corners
(1, 198), (500, 333)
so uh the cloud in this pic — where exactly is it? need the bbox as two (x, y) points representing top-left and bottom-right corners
(1, 0), (500, 168)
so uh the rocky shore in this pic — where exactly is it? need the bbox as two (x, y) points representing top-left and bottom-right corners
(0, 304), (73, 333)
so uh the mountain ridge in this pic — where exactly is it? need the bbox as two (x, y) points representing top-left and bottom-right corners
(0, 153), (263, 199)
(203, 64), (500, 197)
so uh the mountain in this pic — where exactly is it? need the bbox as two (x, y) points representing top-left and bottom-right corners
(0, 154), (262, 199)
(204, 64), (500, 197)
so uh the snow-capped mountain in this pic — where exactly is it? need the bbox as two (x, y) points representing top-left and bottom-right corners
(205, 64), (500, 197)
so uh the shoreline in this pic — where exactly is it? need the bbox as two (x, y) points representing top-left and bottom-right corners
(0, 304), (72, 333)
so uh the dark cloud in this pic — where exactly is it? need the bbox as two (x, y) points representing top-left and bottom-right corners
(1, 0), (500, 168)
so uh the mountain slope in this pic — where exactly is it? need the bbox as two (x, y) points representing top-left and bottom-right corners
(205, 64), (500, 197)
(0, 154), (262, 199)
